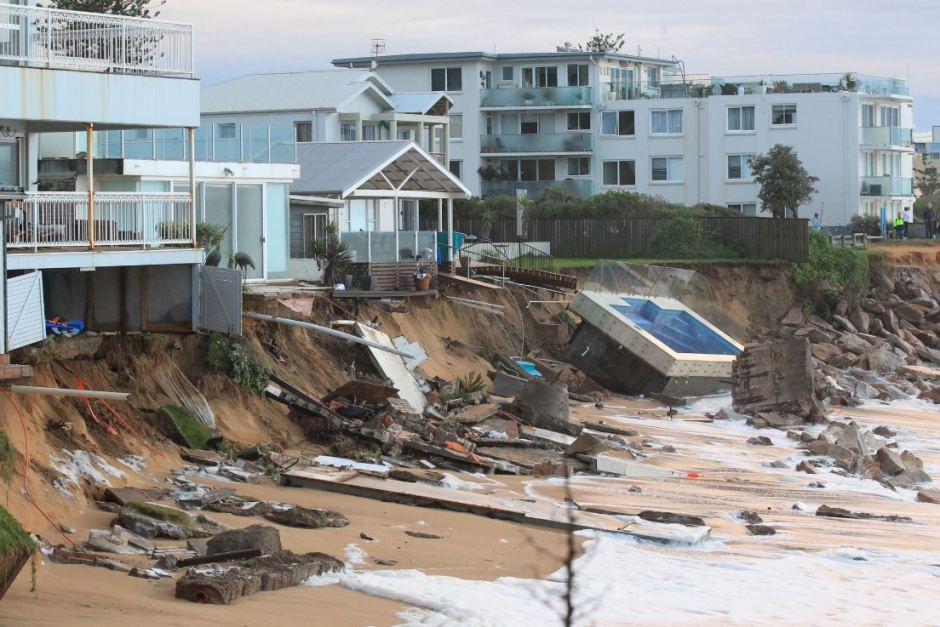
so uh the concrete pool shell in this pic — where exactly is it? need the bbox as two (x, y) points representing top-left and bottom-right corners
(570, 290), (744, 380)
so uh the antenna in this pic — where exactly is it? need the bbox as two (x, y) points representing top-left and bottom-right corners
(370, 38), (386, 69)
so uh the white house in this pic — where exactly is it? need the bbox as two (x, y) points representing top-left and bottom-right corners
(332, 50), (915, 226)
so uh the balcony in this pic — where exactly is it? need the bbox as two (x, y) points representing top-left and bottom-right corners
(94, 125), (297, 164)
(480, 86), (592, 109)
(860, 176), (913, 197)
(861, 126), (913, 148)
(481, 179), (593, 199)
(0, 3), (193, 76)
(3, 191), (193, 250)
(480, 133), (592, 155)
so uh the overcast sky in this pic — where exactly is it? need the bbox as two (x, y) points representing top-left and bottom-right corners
(161, 0), (939, 131)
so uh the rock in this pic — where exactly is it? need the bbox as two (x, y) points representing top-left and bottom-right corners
(750, 412), (803, 430)
(894, 303), (926, 324)
(565, 432), (616, 457)
(881, 309), (900, 335)
(117, 510), (210, 540)
(853, 380), (880, 400)
(815, 504), (912, 522)
(716, 407), (750, 421)
(781, 307), (805, 327)
(829, 352), (860, 369)
(746, 436), (773, 446)
(628, 485), (643, 493)
(838, 333), (874, 355)
(872, 271), (895, 293)
(917, 347), (940, 365)
(768, 460), (789, 468)
(207, 499), (274, 518)
(832, 315), (857, 334)
(405, 531), (442, 539)
(747, 524), (776, 536)
(806, 440), (832, 456)
(868, 318), (885, 336)
(861, 298), (886, 316)
(637, 511), (706, 527)
(849, 309), (871, 334)
(919, 388), (940, 404)
(795, 326), (835, 344)
(60, 525), (77, 535)
(796, 460), (817, 474)
(359, 532), (375, 541)
(860, 458), (883, 481)
(916, 489), (940, 504)
(206, 525), (282, 557)
(875, 448), (905, 476)
(736, 510), (763, 524)
(866, 345), (906, 375)
(807, 481), (826, 488)
(872, 425), (897, 438)
(264, 507), (349, 529)
(810, 343), (842, 364)
(661, 445), (677, 453)
(373, 558), (398, 566)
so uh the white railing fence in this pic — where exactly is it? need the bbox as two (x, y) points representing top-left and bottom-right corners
(3, 192), (193, 248)
(0, 3), (193, 76)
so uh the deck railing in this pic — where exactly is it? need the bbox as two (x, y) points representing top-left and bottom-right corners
(0, 3), (193, 77)
(3, 191), (193, 249)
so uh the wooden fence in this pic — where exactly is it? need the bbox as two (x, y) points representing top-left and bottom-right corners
(421, 217), (809, 263)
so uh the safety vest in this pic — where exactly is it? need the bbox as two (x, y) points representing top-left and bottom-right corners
(894, 216), (904, 228)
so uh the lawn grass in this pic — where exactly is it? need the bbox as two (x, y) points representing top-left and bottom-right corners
(0, 505), (35, 555)
(160, 405), (215, 450)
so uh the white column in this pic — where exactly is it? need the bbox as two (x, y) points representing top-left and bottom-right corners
(416, 123), (426, 150)
(447, 198), (454, 262)
(26, 133), (40, 191)
(389, 119), (398, 140)
(86, 124), (95, 249)
(394, 196), (400, 263)
(437, 198), (443, 231)
(414, 200), (420, 261)
(188, 127), (197, 248)
(442, 123), (450, 165)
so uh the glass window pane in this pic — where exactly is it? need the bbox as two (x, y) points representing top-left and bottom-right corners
(669, 157), (684, 181)
(619, 160), (636, 185)
(547, 66), (558, 87)
(447, 67), (462, 91)
(742, 106), (755, 130)
(728, 108), (740, 131)
(520, 160), (538, 181)
(0, 142), (17, 187)
(236, 185), (264, 279)
(502, 66), (513, 81)
(669, 110), (683, 133)
(602, 112), (617, 135)
(538, 159), (555, 181)
(449, 114), (463, 139)
(619, 111), (635, 135)
(651, 111), (665, 134)
(265, 183), (289, 276)
(651, 158), (667, 181)
(431, 68), (445, 91)
(728, 155), (741, 179)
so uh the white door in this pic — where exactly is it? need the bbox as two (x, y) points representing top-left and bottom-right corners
(6, 271), (46, 351)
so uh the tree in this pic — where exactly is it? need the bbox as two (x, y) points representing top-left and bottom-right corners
(580, 31), (625, 54)
(748, 145), (819, 219)
(917, 159), (940, 205)
(43, 0), (164, 17)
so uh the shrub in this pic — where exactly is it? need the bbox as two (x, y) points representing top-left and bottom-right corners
(792, 231), (868, 315)
(207, 333), (270, 394)
(850, 214), (882, 236)
(648, 211), (742, 259)
(196, 222), (228, 250)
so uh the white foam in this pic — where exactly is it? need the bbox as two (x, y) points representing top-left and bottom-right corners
(344, 543), (367, 566)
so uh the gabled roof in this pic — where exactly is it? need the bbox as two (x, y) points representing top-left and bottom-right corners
(201, 69), (394, 114)
(293, 141), (470, 199)
(388, 92), (453, 115)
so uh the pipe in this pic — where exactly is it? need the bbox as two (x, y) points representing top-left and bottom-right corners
(9, 385), (130, 401)
(243, 312), (413, 358)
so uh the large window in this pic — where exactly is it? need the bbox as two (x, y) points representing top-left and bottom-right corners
(340, 123), (356, 142)
(650, 109), (682, 135)
(520, 115), (539, 135)
(727, 106), (756, 131)
(362, 124), (377, 141)
(567, 112), (591, 131)
(0, 142), (17, 187)
(294, 121), (313, 143)
(651, 156), (684, 182)
(727, 154), (755, 180)
(449, 160), (462, 179)
(502, 66), (513, 81)
(602, 111), (635, 136)
(567, 63), (589, 87)
(567, 157), (590, 176)
(449, 114), (463, 140)
(602, 160), (636, 186)
(645, 67), (660, 86)
(217, 123), (237, 139)
(519, 159), (556, 181)
(771, 104), (797, 126)
(522, 66), (558, 88)
(880, 105), (900, 127)
(862, 104), (875, 128)
(431, 67), (462, 91)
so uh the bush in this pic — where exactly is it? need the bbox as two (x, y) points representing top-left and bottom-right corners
(207, 333), (270, 394)
(648, 211), (742, 259)
(792, 231), (868, 315)
(850, 214), (882, 236)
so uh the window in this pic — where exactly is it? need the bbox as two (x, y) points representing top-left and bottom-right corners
(340, 123), (356, 142)
(863, 152), (875, 176)
(481, 70), (492, 89)
(520, 115), (539, 135)
(880, 105), (899, 127)
(602, 160), (636, 186)
(567, 63), (589, 87)
(728, 203), (758, 216)
(771, 104), (797, 126)
(567, 157), (590, 176)
(522, 66), (558, 88)
(601, 111), (635, 136)
(431, 67), (462, 91)
(519, 159), (555, 181)
(362, 124), (377, 141)
(294, 121), (313, 143)
(862, 104), (875, 128)
(651, 109), (682, 134)
(727, 106), (756, 131)
(502, 66), (513, 81)
(449, 114), (463, 140)
(298, 213), (327, 258)
(567, 112), (591, 131)
(645, 68), (659, 87)
(651, 156), (684, 182)
(449, 160), (462, 179)
(727, 154), (755, 180)
(217, 123), (237, 139)
(0, 142), (17, 187)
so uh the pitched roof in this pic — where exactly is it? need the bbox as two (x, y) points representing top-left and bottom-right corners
(292, 141), (470, 198)
(201, 69), (393, 114)
(388, 92), (453, 115)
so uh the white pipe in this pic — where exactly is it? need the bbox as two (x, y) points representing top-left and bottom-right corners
(244, 312), (413, 358)
(10, 385), (130, 401)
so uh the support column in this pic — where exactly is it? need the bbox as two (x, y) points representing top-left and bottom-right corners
(442, 123), (450, 165)
(389, 119), (398, 140)
(416, 123), (426, 151)
(86, 124), (95, 249)
(447, 198), (454, 263)
(26, 133), (39, 191)
(437, 198), (443, 231)
(188, 127), (197, 248)
(414, 200), (420, 262)
(355, 117), (363, 142)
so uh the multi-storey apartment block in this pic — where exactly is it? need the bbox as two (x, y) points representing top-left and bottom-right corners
(333, 50), (915, 226)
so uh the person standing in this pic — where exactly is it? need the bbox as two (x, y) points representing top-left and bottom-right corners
(893, 212), (905, 239)
(925, 206), (936, 240)
(811, 213), (823, 232)
(902, 206), (914, 239)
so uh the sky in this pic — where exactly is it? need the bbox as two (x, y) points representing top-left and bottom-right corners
(160, 0), (939, 132)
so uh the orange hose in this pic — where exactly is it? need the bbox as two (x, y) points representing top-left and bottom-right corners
(1, 388), (77, 547)
(74, 378), (118, 437)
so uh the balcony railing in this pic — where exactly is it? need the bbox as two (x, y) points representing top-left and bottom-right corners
(480, 132), (592, 154)
(480, 86), (592, 109)
(3, 191), (193, 249)
(481, 179), (593, 199)
(0, 3), (193, 77)
(92, 124), (297, 164)
(860, 176), (913, 197)
(861, 126), (913, 147)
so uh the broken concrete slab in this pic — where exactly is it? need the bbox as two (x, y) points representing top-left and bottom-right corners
(103, 487), (169, 507)
(356, 323), (427, 412)
(491, 371), (528, 398)
(513, 378), (576, 435)
(732, 338), (825, 423)
(263, 506), (349, 529)
(207, 525), (282, 557)
(593, 452), (676, 478)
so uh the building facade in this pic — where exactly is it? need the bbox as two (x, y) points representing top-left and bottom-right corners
(333, 51), (915, 226)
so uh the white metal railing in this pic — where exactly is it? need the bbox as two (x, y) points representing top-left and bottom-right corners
(3, 191), (193, 249)
(0, 3), (193, 77)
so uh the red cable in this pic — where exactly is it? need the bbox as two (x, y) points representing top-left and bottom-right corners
(74, 379), (118, 437)
(73, 376), (164, 458)
(1, 389), (77, 547)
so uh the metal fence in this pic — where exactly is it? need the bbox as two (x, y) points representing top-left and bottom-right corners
(421, 217), (810, 262)
(0, 3), (193, 76)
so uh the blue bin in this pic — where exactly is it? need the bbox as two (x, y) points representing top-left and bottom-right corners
(437, 231), (465, 264)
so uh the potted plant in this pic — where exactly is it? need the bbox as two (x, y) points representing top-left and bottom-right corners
(413, 265), (432, 291)
(308, 222), (353, 287)
(839, 72), (858, 92)
(196, 222), (227, 266)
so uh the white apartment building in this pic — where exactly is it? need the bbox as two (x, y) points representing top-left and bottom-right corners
(333, 51), (915, 226)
